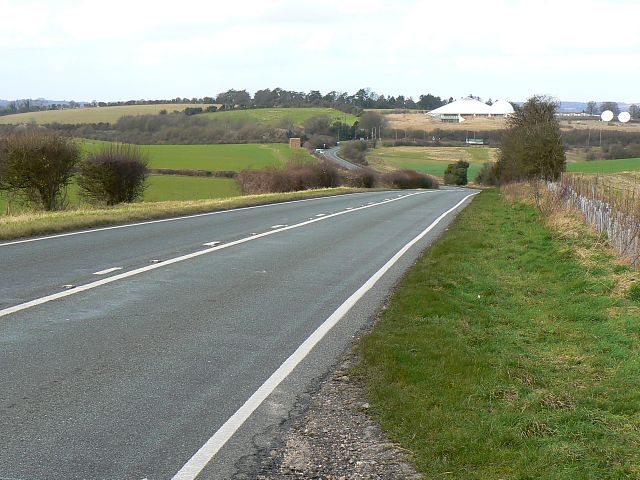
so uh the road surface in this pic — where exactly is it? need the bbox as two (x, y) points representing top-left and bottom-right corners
(320, 146), (362, 170)
(0, 189), (477, 479)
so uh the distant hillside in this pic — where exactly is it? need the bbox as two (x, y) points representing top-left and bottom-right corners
(0, 103), (213, 125)
(558, 102), (588, 113)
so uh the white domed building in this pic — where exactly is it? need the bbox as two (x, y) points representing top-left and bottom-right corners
(427, 97), (514, 123)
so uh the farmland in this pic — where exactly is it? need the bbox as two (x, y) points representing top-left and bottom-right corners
(1, 142), (315, 215)
(0, 104), (216, 125)
(83, 141), (313, 171)
(367, 146), (496, 179)
(0, 175), (241, 215)
(567, 157), (640, 174)
(204, 107), (357, 126)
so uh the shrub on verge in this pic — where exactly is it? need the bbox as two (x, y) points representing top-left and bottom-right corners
(0, 131), (80, 211)
(237, 160), (341, 195)
(380, 169), (439, 189)
(77, 143), (149, 205)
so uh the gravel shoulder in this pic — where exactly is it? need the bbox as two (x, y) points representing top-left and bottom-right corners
(252, 345), (423, 480)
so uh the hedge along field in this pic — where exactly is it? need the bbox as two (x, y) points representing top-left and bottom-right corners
(367, 146), (496, 179)
(204, 107), (358, 127)
(82, 141), (314, 171)
(0, 104), (216, 125)
(0, 175), (240, 215)
(568, 157), (640, 174)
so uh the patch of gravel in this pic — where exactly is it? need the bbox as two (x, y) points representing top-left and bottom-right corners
(254, 351), (423, 480)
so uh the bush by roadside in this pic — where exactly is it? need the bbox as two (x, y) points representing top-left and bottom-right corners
(238, 161), (439, 194)
(0, 131), (80, 211)
(380, 169), (439, 189)
(237, 160), (341, 195)
(77, 143), (149, 205)
(340, 141), (369, 165)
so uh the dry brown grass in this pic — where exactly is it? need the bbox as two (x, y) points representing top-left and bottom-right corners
(384, 114), (508, 132)
(383, 113), (640, 134)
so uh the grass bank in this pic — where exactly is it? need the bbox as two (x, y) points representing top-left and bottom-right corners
(359, 189), (640, 478)
(0, 188), (365, 241)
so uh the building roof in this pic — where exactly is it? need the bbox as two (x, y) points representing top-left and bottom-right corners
(428, 97), (513, 116)
(490, 100), (515, 114)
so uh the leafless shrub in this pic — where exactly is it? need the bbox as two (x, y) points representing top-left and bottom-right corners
(237, 160), (341, 195)
(380, 169), (439, 189)
(344, 168), (378, 188)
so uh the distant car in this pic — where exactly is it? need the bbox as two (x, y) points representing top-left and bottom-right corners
(315, 148), (324, 153)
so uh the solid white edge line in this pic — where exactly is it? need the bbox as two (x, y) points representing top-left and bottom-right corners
(170, 191), (479, 480)
(0, 192), (425, 319)
(0, 192), (382, 248)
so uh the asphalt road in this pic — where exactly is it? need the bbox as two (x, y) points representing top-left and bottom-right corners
(0, 189), (477, 479)
(320, 146), (362, 170)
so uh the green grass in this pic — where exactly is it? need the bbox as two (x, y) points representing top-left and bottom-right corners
(82, 141), (312, 171)
(0, 175), (241, 215)
(0, 104), (214, 125)
(0, 188), (365, 240)
(359, 190), (640, 479)
(142, 176), (240, 202)
(367, 146), (494, 179)
(568, 157), (640, 173)
(204, 107), (357, 126)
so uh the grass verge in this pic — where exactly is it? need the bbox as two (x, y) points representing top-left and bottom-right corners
(358, 189), (640, 479)
(0, 188), (367, 241)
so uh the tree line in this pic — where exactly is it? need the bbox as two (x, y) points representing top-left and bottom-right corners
(0, 88), (447, 117)
(584, 101), (640, 119)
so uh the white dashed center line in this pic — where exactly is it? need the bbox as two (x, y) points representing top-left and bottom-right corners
(93, 267), (123, 275)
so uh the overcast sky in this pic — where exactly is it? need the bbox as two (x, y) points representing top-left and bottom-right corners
(2, 0), (638, 103)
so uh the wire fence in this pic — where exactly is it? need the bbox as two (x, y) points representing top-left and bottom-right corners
(547, 173), (640, 267)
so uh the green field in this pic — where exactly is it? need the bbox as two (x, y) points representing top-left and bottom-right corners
(367, 146), (496, 179)
(0, 104), (214, 125)
(1, 142), (313, 215)
(204, 107), (357, 127)
(0, 175), (240, 214)
(360, 190), (640, 478)
(568, 157), (640, 173)
(82, 141), (313, 171)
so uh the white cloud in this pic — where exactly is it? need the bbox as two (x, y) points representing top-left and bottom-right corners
(2, 0), (639, 100)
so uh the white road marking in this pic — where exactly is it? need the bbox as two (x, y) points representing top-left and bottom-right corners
(315, 213), (325, 217)
(0, 192), (373, 248)
(270, 224), (286, 229)
(93, 267), (123, 275)
(170, 191), (479, 480)
(345, 207), (353, 210)
(203, 241), (221, 247)
(62, 285), (75, 289)
(0, 192), (426, 319)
